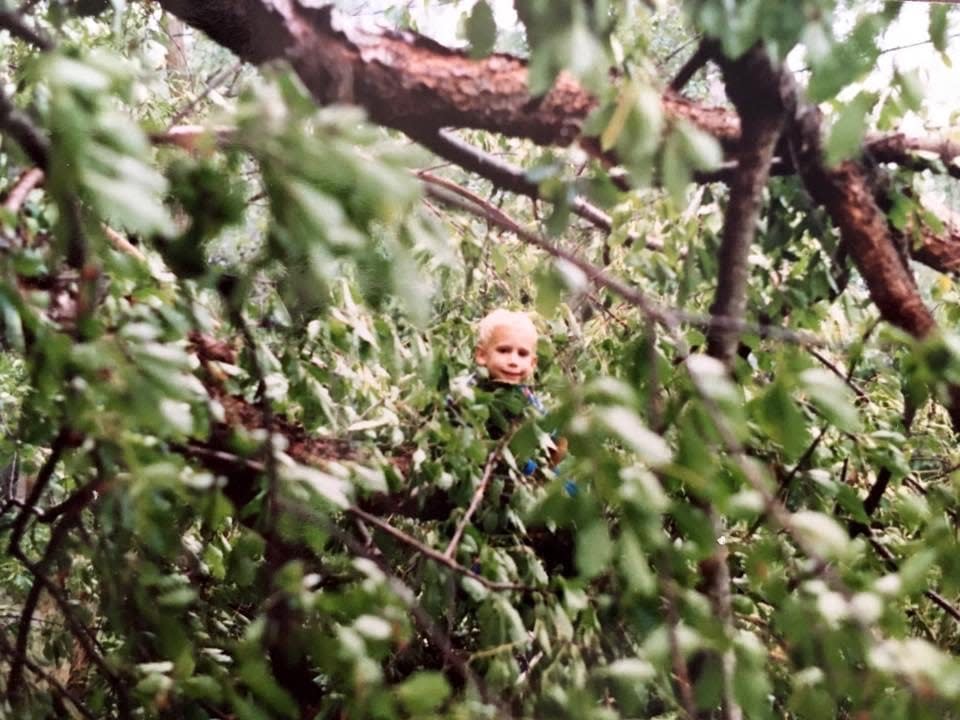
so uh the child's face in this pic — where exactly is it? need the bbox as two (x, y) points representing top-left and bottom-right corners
(476, 323), (538, 384)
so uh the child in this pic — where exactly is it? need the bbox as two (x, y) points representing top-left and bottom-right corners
(475, 309), (539, 388)
(472, 309), (570, 484)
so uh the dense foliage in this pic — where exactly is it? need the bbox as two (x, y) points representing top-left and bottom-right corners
(1, 1), (960, 719)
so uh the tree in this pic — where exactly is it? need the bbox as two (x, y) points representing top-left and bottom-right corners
(2, 1), (960, 718)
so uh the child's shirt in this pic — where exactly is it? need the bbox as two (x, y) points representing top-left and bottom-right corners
(451, 374), (574, 493)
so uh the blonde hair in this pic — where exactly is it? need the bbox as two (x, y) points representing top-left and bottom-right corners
(476, 309), (538, 348)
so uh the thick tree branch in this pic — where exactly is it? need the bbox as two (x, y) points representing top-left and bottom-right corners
(791, 111), (936, 335)
(156, 2), (958, 189)
(706, 46), (789, 365)
(788, 91), (960, 431)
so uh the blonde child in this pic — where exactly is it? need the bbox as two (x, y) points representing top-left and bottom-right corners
(473, 309), (570, 484)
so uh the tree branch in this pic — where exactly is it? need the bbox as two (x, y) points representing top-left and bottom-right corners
(3, 167), (44, 213)
(669, 42), (710, 93)
(345, 504), (538, 593)
(788, 100), (960, 431)
(419, 173), (828, 348)
(412, 129), (625, 236)
(706, 45), (789, 365)
(443, 434), (510, 560)
(0, 629), (96, 720)
(0, 90), (50, 169)
(0, 9), (53, 51)
(867, 131), (960, 181)
(156, 2), (960, 195)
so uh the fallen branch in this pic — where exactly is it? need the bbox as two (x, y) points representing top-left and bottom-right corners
(789, 98), (960, 431)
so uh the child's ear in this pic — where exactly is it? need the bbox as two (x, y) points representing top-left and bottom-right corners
(475, 346), (488, 366)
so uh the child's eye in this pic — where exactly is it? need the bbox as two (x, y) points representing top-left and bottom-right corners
(518, 349), (529, 357)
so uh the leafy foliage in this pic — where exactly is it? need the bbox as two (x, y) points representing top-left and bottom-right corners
(0, 2), (959, 720)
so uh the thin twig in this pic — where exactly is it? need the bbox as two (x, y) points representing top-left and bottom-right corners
(410, 131), (630, 239)
(167, 60), (243, 128)
(869, 536), (960, 624)
(344, 504), (538, 593)
(238, 317), (280, 533)
(419, 175), (830, 349)
(327, 521), (510, 715)
(8, 496), (91, 701)
(7, 429), (68, 554)
(809, 349), (869, 402)
(658, 554), (698, 719)
(444, 434), (511, 559)
(0, 630), (97, 720)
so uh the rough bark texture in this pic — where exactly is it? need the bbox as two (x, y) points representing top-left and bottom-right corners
(911, 204), (960, 276)
(915, 223), (960, 275)
(155, 1), (960, 431)
(790, 103), (960, 431)
(791, 107), (936, 339)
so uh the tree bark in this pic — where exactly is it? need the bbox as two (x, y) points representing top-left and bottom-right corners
(706, 46), (788, 365)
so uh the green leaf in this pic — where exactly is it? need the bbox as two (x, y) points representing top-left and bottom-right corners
(825, 92), (878, 167)
(597, 657), (656, 682)
(619, 532), (656, 596)
(930, 5), (949, 54)
(894, 68), (923, 113)
(755, 381), (809, 460)
(576, 521), (613, 578)
(156, 587), (197, 609)
(601, 83), (636, 152)
(594, 406), (672, 467)
(790, 511), (850, 560)
(466, 0), (497, 58)
(397, 672), (451, 714)
(799, 368), (861, 433)
(182, 675), (224, 703)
